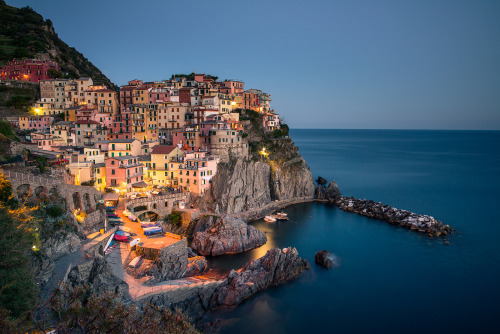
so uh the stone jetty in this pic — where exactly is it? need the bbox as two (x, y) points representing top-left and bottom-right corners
(315, 178), (454, 237)
(335, 196), (453, 237)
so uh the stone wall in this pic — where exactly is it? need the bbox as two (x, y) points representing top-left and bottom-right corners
(126, 192), (190, 219)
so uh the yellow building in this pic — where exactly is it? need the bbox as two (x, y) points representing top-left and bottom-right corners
(149, 145), (184, 188)
(93, 162), (106, 192)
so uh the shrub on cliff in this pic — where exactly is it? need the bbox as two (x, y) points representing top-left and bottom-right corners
(29, 284), (199, 333)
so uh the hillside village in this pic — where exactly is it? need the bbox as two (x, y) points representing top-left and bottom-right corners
(1, 58), (283, 203)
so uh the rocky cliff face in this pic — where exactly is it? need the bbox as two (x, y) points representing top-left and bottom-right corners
(191, 215), (267, 256)
(206, 157), (314, 215)
(209, 247), (310, 308)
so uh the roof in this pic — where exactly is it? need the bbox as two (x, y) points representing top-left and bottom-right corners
(137, 154), (151, 161)
(120, 86), (135, 91)
(151, 145), (177, 155)
(108, 138), (137, 143)
(109, 155), (137, 161)
(75, 120), (100, 125)
(132, 181), (148, 188)
(94, 163), (105, 168)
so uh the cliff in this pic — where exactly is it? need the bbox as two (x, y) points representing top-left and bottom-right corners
(201, 115), (315, 217)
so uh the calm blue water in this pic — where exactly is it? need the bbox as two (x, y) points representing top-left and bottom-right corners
(207, 129), (500, 334)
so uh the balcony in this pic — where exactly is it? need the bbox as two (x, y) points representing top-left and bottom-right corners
(83, 134), (93, 138)
(119, 162), (143, 168)
(84, 142), (94, 146)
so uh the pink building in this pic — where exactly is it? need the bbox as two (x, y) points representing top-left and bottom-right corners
(19, 116), (54, 131)
(178, 151), (219, 195)
(263, 112), (280, 131)
(105, 155), (144, 193)
(148, 88), (170, 104)
(92, 112), (113, 129)
(31, 132), (54, 150)
(109, 110), (133, 140)
(0, 58), (59, 83)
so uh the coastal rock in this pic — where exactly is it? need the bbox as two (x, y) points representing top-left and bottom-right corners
(315, 250), (334, 269)
(334, 196), (453, 237)
(316, 180), (341, 201)
(209, 247), (310, 308)
(191, 215), (267, 256)
(185, 256), (208, 277)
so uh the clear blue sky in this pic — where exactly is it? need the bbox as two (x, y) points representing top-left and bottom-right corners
(6, 0), (500, 129)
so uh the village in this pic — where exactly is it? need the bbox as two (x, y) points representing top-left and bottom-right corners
(1, 58), (282, 219)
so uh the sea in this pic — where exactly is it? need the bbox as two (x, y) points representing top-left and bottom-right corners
(206, 129), (500, 334)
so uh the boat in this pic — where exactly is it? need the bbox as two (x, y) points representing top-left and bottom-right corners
(140, 222), (158, 229)
(119, 226), (133, 233)
(128, 214), (138, 222)
(276, 212), (289, 221)
(123, 209), (131, 216)
(114, 233), (128, 242)
(143, 226), (163, 236)
(128, 256), (142, 268)
(264, 216), (277, 223)
(115, 230), (130, 237)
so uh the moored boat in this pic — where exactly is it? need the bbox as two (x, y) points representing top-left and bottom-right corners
(264, 215), (277, 223)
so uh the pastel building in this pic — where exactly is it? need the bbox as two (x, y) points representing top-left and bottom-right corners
(19, 115), (54, 131)
(105, 156), (144, 193)
(263, 112), (280, 131)
(178, 152), (219, 195)
(149, 145), (184, 187)
(74, 120), (107, 147)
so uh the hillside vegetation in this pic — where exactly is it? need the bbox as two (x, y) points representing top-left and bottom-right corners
(0, 0), (116, 89)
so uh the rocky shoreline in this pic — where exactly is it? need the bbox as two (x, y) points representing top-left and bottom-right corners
(316, 178), (454, 237)
(334, 196), (453, 237)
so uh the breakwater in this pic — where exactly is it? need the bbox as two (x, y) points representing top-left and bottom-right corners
(334, 196), (453, 237)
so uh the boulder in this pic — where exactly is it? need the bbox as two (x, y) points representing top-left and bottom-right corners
(185, 256), (208, 277)
(191, 215), (267, 256)
(314, 250), (334, 269)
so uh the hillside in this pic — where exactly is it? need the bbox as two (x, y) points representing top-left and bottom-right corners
(0, 0), (116, 89)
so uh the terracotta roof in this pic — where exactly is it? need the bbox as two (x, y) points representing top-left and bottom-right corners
(151, 145), (177, 155)
(120, 86), (135, 91)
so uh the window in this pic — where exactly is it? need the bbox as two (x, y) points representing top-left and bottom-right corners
(111, 169), (115, 175)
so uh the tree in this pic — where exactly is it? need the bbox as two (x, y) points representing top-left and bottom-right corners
(30, 284), (199, 334)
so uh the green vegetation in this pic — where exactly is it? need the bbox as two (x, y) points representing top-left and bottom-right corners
(165, 210), (182, 227)
(80, 180), (95, 186)
(171, 72), (219, 82)
(0, 1), (116, 88)
(0, 174), (38, 321)
(45, 204), (63, 218)
(0, 120), (19, 141)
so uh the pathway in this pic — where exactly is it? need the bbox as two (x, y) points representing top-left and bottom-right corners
(106, 243), (222, 301)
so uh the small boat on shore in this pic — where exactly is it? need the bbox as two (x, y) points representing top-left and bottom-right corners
(264, 216), (277, 223)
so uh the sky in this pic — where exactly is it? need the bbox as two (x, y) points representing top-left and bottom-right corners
(6, 0), (500, 130)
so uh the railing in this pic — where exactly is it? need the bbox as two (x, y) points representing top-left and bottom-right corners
(0, 170), (68, 185)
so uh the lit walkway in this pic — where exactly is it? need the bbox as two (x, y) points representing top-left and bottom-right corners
(106, 243), (222, 301)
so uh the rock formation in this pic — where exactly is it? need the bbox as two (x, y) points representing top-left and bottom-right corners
(316, 179), (341, 201)
(67, 256), (131, 301)
(135, 239), (189, 283)
(185, 256), (208, 277)
(209, 247), (310, 308)
(315, 178), (453, 237)
(335, 197), (453, 237)
(315, 250), (334, 269)
(191, 215), (267, 256)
